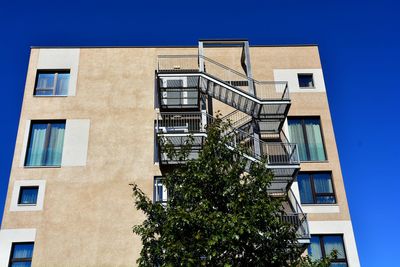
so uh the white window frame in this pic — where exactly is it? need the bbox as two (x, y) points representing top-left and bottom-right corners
(154, 177), (168, 203)
(10, 180), (46, 212)
(0, 229), (36, 267)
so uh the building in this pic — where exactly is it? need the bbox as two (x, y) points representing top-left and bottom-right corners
(0, 40), (360, 266)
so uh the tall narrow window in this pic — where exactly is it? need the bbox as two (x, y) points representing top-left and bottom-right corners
(297, 173), (336, 204)
(18, 186), (39, 205)
(309, 235), (348, 266)
(288, 118), (326, 161)
(25, 121), (66, 167)
(9, 242), (34, 267)
(34, 70), (70, 96)
(154, 177), (168, 204)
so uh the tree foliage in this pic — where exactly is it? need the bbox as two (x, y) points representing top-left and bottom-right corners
(132, 118), (332, 266)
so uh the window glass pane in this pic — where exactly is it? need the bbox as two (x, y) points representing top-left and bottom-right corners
(297, 174), (313, 204)
(55, 73), (70, 95)
(11, 262), (32, 267)
(18, 187), (38, 205)
(308, 236), (322, 260)
(298, 74), (314, 88)
(313, 173), (333, 193)
(288, 119), (307, 161)
(45, 123), (65, 166)
(12, 243), (34, 258)
(25, 122), (65, 167)
(324, 235), (346, 259)
(25, 123), (48, 166)
(304, 119), (326, 161)
(315, 196), (336, 204)
(36, 73), (55, 89)
(154, 178), (167, 202)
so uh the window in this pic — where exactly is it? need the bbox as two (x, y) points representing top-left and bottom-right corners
(18, 186), (39, 205)
(160, 77), (198, 108)
(34, 70), (70, 96)
(8, 242), (34, 267)
(297, 173), (336, 204)
(25, 121), (66, 167)
(288, 118), (326, 161)
(309, 235), (348, 266)
(298, 73), (314, 88)
(154, 177), (168, 204)
(10, 180), (46, 212)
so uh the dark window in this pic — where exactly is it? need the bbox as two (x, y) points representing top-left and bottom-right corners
(8, 242), (34, 267)
(297, 173), (336, 204)
(160, 77), (199, 109)
(154, 177), (168, 204)
(309, 235), (348, 266)
(25, 121), (66, 167)
(34, 70), (70, 96)
(298, 73), (314, 88)
(288, 118), (326, 161)
(18, 186), (39, 205)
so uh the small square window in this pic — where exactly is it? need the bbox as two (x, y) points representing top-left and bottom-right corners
(18, 186), (39, 205)
(298, 74), (314, 88)
(34, 70), (70, 96)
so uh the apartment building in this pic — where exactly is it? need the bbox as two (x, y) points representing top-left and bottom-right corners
(0, 40), (360, 266)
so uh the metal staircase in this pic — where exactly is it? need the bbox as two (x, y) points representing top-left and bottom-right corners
(157, 55), (290, 133)
(155, 43), (310, 246)
(156, 111), (300, 194)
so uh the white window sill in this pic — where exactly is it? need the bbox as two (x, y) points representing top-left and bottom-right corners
(24, 165), (61, 169)
(302, 204), (340, 214)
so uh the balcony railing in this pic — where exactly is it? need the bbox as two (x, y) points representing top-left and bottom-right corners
(285, 189), (310, 240)
(157, 55), (289, 101)
(156, 112), (299, 167)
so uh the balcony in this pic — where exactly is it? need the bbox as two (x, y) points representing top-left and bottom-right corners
(157, 55), (291, 133)
(155, 112), (300, 192)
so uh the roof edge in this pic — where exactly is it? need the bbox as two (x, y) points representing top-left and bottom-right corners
(30, 44), (319, 49)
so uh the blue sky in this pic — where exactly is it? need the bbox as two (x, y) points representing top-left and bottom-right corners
(0, 0), (398, 265)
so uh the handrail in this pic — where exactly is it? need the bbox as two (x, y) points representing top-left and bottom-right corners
(221, 110), (252, 130)
(285, 189), (310, 238)
(157, 55), (290, 101)
(156, 112), (299, 166)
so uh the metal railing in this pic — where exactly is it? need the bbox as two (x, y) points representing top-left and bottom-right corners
(156, 112), (211, 133)
(157, 55), (290, 101)
(221, 110), (252, 130)
(156, 112), (299, 166)
(286, 189), (310, 239)
(261, 143), (300, 165)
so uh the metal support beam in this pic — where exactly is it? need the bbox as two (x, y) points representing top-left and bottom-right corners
(250, 119), (261, 158)
(198, 41), (205, 72)
(241, 41), (256, 96)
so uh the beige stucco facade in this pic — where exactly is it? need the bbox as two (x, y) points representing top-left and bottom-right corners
(0, 44), (359, 266)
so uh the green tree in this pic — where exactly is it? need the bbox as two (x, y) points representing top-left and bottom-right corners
(132, 118), (332, 266)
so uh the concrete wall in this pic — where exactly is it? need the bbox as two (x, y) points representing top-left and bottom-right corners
(0, 45), (358, 266)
